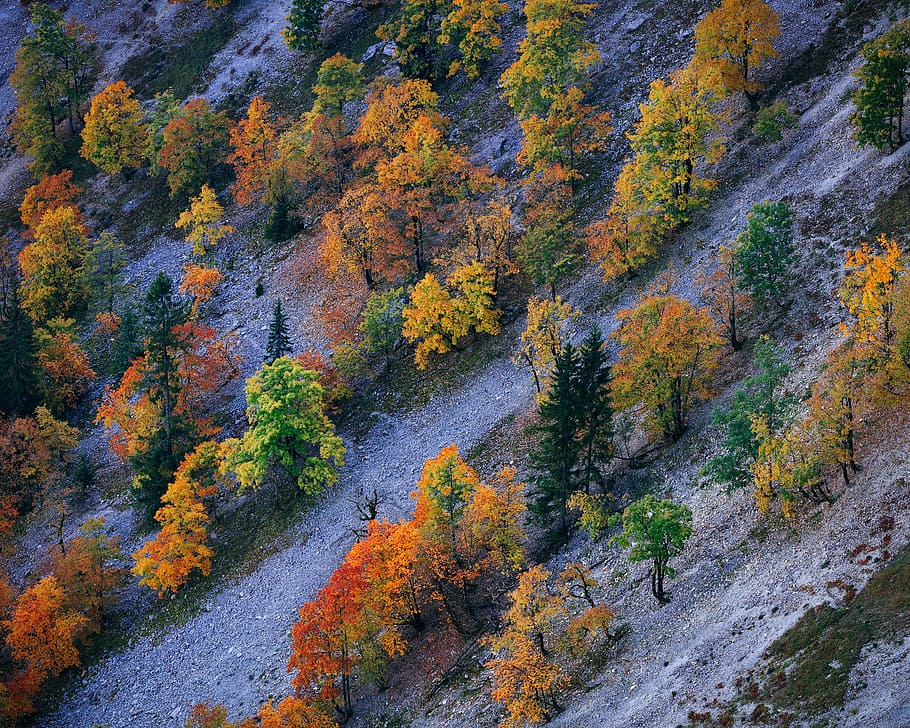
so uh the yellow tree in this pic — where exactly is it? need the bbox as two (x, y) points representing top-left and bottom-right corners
(354, 78), (442, 164)
(450, 198), (517, 297)
(698, 244), (751, 351)
(80, 81), (149, 174)
(180, 264), (224, 316)
(692, 0), (780, 107)
(439, 0), (509, 79)
(612, 294), (723, 442)
(175, 184), (235, 257)
(512, 294), (579, 394)
(228, 96), (279, 207)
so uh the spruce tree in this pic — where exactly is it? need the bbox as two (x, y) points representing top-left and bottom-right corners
(110, 307), (141, 378)
(0, 275), (40, 416)
(528, 343), (582, 540)
(574, 325), (613, 494)
(282, 0), (323, 53)
(265, 298), (292, 363)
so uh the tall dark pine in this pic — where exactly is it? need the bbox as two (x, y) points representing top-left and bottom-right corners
(265, 299), (292, 364)
(574, 325), (613, 495)
(0, 276), (40, 416)
(132, 272), (193, 517)
(528, 343), (582, 541)
(110, 306), (142, 378)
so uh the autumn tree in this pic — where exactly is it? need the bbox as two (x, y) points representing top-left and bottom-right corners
(612, 294), (723, 443)
(610, 494), (692, 603)
(0, 275), (40, 416)
(282, 0), (323, 53)
(451, 199), (517, 298)
(439, 0), (508, 79)
(133, 441), (222, 595)
(850, 20), (910, 150)
(10, 4), (98, 174)
(80, 81), (149, 174)
(512, 294), (579, 394)
(228, 96), (279, 206)
(377, 0), (444, 80)
(699, 243), (750, 350)
(485, 566), (567, 728)
(19, 169), (82, 238)
(692, 0), (780, 107)
(35, 317), (97, 414)
(402, 263), (501, 369)
(500, 0), (599, 118)
(159, 98), (231, 197)
(354, 78), (442, 164)
(266, 299), (293, 364)
(180, 264), (224, 315)
(224, 357), (345, 498)
(18, 205), (91, 323)
(733, 201), (794, 307)
(175, 184), (235, 257)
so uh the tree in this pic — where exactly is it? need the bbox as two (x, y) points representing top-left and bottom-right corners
(519, 165), (579, 298)
(35, 317), (97, 414)
(4, 576), (88, 681)
(439, 0), (508, 78)
(512, 294), (579, 394)
(574, 326), (613, 494)
(80, 81), (149, 174)
(360, 287), (405, 369)
(224, 357), (345, 497)
(734, 201), (794, 306)
(692, 0), (780, 107)
(402, 263), (501, 369)
(699, 243), (750, 350)
(610, 494), (692, 603)
(159, 98), (231, 197)
(612, 294), (723, 443)
(451, 198), (517, 298)
(132, 442), (221, 596)
(312, 54), (365, 117)
(228, 96), (279, 206)
(500, 0), (599, 118)
(282, 0), (323, 52)
(175, 184), (234, 257)
(146, 90), (182, 175)
(702, 336), (796, 491)
(0, 276), (40, 416)
(86, 231), (128, 317)
(19, 169), (82, 238)
(18, 205), (91, 323)
(180, 264), (224, 315)
(265, 299), (293, 363)
(850, 21), (910, 151)
(354, 78), (442, 163)
(528, 344), (581, 539)
(485, 566), (567, 728)
(10, 4), (98, 174)
(377, 0), (444, 80)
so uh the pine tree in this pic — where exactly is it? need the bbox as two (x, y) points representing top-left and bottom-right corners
(0, 275), (40, 416)
(265, 299), (292, 363)
(110, 307), (141, 378)
(528, 343), (582, 540)
(282, 0), (323, 53)
(573, 325), (612, 495)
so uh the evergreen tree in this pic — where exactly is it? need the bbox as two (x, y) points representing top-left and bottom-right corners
(702, 336), (797, 490)
(734, 201), (795, 306)
(282, 0), (323, 53)
(265, 299), (292, 363)
(574, 325), (612, 494)
(0, 275), (40, 416)
(110, 307), (141, 378)
(528, 343), (582, 540)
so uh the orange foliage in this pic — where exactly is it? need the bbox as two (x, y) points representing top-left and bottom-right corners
(228, 96), (279, 206)
(180, 264), (224, 313)
(19, 169), (83, 237)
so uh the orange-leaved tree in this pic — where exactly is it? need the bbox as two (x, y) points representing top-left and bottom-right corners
(228, 95), (279, 207)
(159, 98), (230, 197)
(19, 169), (83, 238)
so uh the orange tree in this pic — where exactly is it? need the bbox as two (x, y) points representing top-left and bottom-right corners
(159, 98), (231, 197)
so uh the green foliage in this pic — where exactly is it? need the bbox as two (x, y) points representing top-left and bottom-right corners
(360, 287), (405, 369)
(86, 231), (128, 317)
(734, 201), (795, 305)
(752, 101), (798, 143)
(850, 20), (910, 151)
(0, 275), (40, 416)
(110, 307), (142, 379)
(610, 493), (692, 603)
(702, 336), (797, 490)
(567, 491), (612, 541)
(226, 357), (346, 496)
(574, 325), (613, 494)
(282, 0), (323, 53)
(378, 0), (444, 80)
(312, 53), (365, 117)
(146, 91), (182, 175)
(265, 299), (293, 364)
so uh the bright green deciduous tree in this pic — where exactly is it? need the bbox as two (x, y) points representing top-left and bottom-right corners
(733, 201), (794, 306)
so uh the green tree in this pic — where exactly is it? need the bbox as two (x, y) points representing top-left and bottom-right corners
(733, 201), (794, 306)
(610, 494), (692, 603)
(265, 299), (293, 364)
(528, 343), (582, 540)
(146, 90), (182, 175)
(850, 20), (910, 151)
(311, 53), (365, 117)
(378, 0), (444, 80)
(159, 98), (230, 197)
(703, 336), (797, 490)
(360, 287), (405, 370)
(574, 325), (612, 495)
(282, 0), (323, 53)
(86, 231), (128, 317)
(225, 357), (346, 497)
(0, 275), (40, 416)
(110, 307), (142, 379)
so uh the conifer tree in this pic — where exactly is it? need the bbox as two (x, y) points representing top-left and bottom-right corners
(110, 307), (141, 378)
(378, 0), (444, 80)
(265, 299), (293, 364)
(528, 343), (582, 540)
(0, 276), (40, 416)
(574, 325), (612, 494)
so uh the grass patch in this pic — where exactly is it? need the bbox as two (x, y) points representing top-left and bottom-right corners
(762, 544), (910, 714)
(872, 178), (910, 238)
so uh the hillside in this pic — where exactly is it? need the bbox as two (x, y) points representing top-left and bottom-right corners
(1, 0), (909, 727)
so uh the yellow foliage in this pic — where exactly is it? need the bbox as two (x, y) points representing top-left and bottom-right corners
(175, 184), (234, 257)
(512, 294), (579, 394)
(80, 81), (149, 174)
